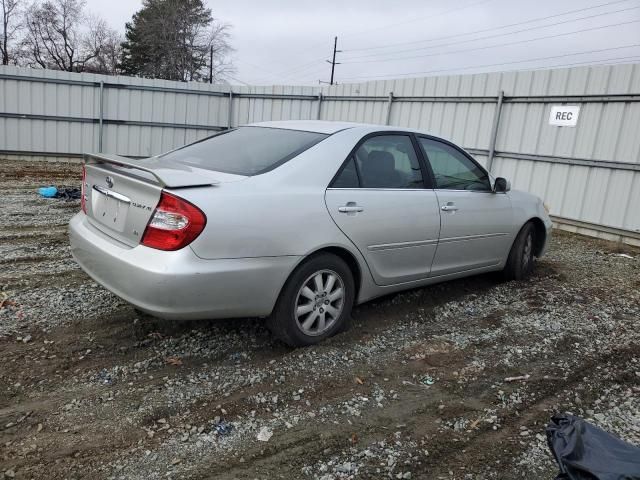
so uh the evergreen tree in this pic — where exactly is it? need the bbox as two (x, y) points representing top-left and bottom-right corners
(119, 0), (233, 82)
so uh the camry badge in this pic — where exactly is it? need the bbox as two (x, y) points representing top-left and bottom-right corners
(105, 176), (114, 188)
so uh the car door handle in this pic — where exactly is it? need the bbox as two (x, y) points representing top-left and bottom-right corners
(441, 202), (459, 212)
(338, 203), (364, 213)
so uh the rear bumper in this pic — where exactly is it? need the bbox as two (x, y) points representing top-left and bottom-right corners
(69, 213), (299, 320)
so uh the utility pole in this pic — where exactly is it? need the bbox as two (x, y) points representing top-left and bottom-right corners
(326, 36), (341, 85)
(209, 45), (213, 84)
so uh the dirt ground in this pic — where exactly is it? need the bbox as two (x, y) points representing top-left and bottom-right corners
(1, 159), (639, 480)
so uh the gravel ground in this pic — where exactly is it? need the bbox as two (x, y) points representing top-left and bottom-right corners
(1, 159), (639, 480)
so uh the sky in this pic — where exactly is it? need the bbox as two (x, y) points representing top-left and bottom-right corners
(87, 0), (640, 85)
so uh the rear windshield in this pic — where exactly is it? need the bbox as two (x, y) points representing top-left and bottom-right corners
(160, 126), (328, 176)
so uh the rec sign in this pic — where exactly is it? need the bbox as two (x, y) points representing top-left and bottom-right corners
(549, 105), (580, 127)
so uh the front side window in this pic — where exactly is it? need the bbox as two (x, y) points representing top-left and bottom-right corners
(349, 135), (423, 189)
(418, 138), (491, 191)
(161, 127), (328, 176)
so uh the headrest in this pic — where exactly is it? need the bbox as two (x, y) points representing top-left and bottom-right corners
(366, 150), (395, 174)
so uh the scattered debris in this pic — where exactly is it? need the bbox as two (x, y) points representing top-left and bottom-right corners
(96, 369), (114, 386)
(38, 185), (81, 200)
(469, 418), (481, 429)
(256, 426), (273, 442)
(420, 375), (435, 385)
(0, 292), (10, 309)
(2, 161), (639, 479)
(213, 421), (233, 437)
(547, 413), (640, 479)
(38, 186), (57, 198)
(505, 374), (531, 382)
(165, 356), (183, 367)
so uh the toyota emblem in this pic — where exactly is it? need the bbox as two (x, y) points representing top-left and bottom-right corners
(105, 176), (114, 188)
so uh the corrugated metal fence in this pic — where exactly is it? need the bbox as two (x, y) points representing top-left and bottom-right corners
(1, 64), (639, 245)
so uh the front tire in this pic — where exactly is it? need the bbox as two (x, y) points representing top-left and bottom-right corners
(267, 253), (355, 347)
(503, 222), (536, 281)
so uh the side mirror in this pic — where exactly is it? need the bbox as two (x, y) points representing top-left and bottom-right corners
(494, 177), (510, 193)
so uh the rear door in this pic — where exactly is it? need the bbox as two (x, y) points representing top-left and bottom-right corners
(325, 133), (441, 286)
(417, 136), (513, 276)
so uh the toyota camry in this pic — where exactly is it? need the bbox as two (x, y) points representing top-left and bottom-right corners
(69, 120), (552, 346)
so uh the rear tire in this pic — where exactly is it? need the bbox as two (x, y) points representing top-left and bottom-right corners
(267, 253), (355, 347)
(503, 222), (536, 281)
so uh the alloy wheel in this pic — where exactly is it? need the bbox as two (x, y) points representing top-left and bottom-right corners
(294, 269), (345, 336)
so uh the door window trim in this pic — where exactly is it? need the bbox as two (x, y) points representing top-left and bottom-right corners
(328, 131), (434, 190)
(416, 134), (492, 193)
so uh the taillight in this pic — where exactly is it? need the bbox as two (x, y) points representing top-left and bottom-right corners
(141, 192), (206, 251)
(81, 165), (87, 213)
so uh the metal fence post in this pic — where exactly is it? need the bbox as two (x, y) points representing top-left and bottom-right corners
(385, 91), (394, 125)
(316, 92), (323, 120)
(486, 90), (504, 172)
(227, 90), (233, 129)
(98, 81), (104, 152)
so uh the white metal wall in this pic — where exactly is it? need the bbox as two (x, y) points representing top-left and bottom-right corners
(1, 64), (639, 245)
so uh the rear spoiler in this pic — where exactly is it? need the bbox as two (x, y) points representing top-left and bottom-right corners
(83, 153), (218, 189)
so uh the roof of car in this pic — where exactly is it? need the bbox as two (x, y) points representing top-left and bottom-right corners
(246, 120), (385, 135)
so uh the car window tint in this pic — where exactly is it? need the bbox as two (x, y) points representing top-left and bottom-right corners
(354, 135), (423, 189)
(160, 127), (328, 176)
(419, 138), (491, 191)
(332, 157), (359, 188)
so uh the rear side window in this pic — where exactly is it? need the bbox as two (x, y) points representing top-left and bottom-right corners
(161, 127), (328, 176)
(355, 135), (423, 189)
(332, 158), (359, 188)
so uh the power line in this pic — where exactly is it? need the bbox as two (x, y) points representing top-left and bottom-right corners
(273, 58), (326, 77)
(339, 17), (640, 65)
(342, 0), (634, 53)
(465, 55), (640, 74)
(270, 1), (498, 81)
(220, 73), (251, 86)
(337, 0), (497, 42)
(233, 59), (284, 84)
(338, 44), (640, 81)
(584, 55), (640, 65)
(298, 57), (639, 85)
(247, 0), (633, 84)
(285, 0), (496, 59)
(276, 60), (331, 83)
(289, 53), (640, 85)
(341, 5), (640, 62)
(238, 0), (640, 85)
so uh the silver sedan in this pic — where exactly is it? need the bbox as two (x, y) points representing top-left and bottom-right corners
(69, 120), (552, 346)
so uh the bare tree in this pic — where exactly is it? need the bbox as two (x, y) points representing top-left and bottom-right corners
(83, 16), (122, 74)
(21, 0), (118, 73)
(198, 21), (234, 82)
(1, 0), (21, 65)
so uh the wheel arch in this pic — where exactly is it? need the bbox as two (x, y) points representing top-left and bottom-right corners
(283, 245), (364, 304)
(308, 246), (362, 298)
(526, 217), (547, 257)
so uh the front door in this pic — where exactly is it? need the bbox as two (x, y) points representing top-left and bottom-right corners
(325, 134), (441, 286)
(417, 136), (513, 276)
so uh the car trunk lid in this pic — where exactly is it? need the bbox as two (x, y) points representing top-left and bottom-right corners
(83, 153), (244, 247)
